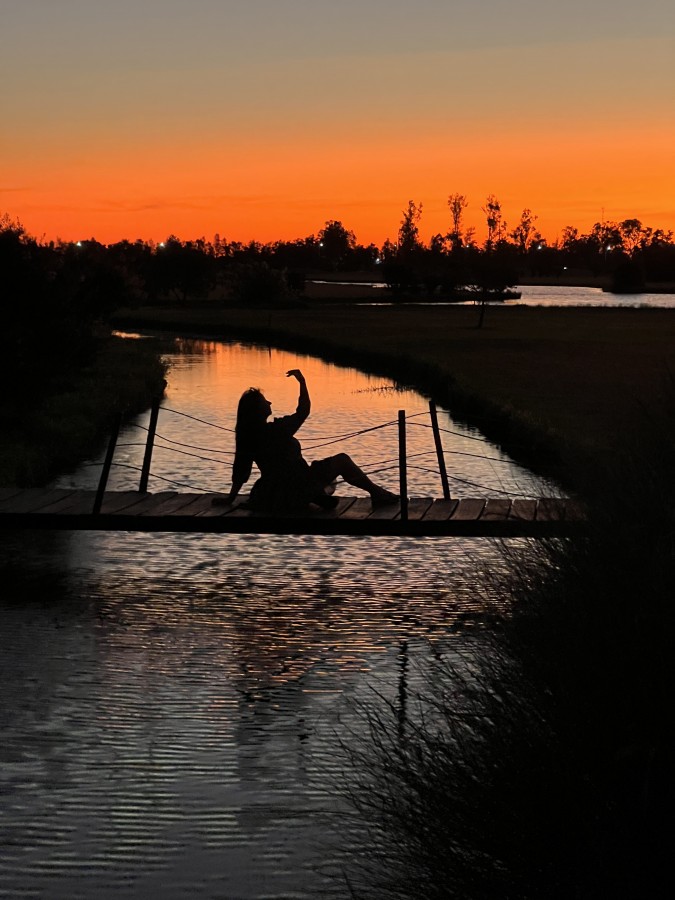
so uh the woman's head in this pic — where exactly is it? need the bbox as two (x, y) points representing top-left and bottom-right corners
(236, 388), (272, 432)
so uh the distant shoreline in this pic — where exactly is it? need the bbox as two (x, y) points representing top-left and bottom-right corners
(300, 275), (675, 303)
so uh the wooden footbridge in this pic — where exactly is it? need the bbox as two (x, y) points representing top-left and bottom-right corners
(1, 402), (583, 538)
(0, 488), (580, 538)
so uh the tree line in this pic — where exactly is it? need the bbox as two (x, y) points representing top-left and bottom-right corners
(2, 198), (674, 316)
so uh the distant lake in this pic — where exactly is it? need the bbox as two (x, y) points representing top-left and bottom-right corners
(312, 281), (675, 308)
(514, 284), (675, 308)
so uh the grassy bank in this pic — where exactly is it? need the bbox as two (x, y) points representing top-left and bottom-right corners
(0, 335), (167, 486)
(344, 385), (675, 900)
(112, 304), (675, 489)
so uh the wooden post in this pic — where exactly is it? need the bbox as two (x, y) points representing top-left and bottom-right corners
(93, 417), (121, 514)
(139, 397), (161, 493)
(398, 409), (408, 521)
(429, 400), (450, 500)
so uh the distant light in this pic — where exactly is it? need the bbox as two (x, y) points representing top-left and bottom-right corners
(563, 266), (568, 270)
(319, 242), (324, 248)
(375, 257), (381, 264)
(606, 245), (612, 251)
(76, 241), (82, 247)
(159, 242), (165, 248)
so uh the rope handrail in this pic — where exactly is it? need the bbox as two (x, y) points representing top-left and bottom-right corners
(85, 461), (208, 491)
(443, 448), (520, 465)
(159, 406), (235, 433)
(117, 442), (233, 466)
(159, 404), (403, 451)
(91, 400), (538, 506)
(301, 419), (398, 451)
(119, 437), (234, 457)
(142, 403), (501, 455)
(125, 425), (235, 455)
(407, 421), (492, 444)
(86, 458), (526, 500)
(155, 432), (234, 455)
(153, 403), (486, 452)
(445, 474), (521, 496)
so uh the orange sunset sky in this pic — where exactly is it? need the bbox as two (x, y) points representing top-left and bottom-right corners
(3, 0), (674, 247)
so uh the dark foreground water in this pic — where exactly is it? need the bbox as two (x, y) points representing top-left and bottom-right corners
(0, 340), (546, 898)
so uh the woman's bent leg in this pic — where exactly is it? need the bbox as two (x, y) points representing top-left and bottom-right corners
(311, 454), (398, 504)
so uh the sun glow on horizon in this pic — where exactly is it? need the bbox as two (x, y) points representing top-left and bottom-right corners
(3, 3), (674, 247)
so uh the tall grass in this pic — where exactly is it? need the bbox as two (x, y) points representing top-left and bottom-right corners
(0, 335), (167, 486)
(342, 389), (675, 898)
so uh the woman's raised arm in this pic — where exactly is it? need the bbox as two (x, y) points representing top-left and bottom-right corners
(286, 369), (310, 421)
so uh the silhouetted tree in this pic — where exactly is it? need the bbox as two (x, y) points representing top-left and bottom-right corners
(272, 236), (321, 271)
(318, 220), (356, 270)
(447, 193), (468, 251)
(482, 194), (505, 250)
(228, 261), (292, 307)
(380, 238), (398, 261)
(147, 237), (216, 303)
(397, 200), (423, 260)
(510, 208), (541, 253)
(382, 260), (417, 298)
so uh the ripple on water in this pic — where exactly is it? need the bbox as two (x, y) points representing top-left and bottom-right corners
(1, 341), (543, 898)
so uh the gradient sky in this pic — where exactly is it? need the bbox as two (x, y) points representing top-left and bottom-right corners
(2, 0), (674, 245)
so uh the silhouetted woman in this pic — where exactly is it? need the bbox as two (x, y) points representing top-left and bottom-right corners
(221, 369), (398, 511)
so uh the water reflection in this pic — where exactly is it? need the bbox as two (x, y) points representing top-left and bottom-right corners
(58, 339), (546, 500)
(1, 340), (538, 899)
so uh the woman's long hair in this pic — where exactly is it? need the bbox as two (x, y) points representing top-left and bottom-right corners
(235, 388), (268, 459)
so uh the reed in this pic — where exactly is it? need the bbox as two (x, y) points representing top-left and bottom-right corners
(342, 388), (675, 898)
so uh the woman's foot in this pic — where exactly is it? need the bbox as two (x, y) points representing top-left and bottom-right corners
(315, 494), (340, 510)
(371, 489), (400, 508)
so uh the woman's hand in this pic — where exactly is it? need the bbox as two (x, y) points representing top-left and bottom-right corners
(286, 369), (305, 382)
(211, 492), (236, 508)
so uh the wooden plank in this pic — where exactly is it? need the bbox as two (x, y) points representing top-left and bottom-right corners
(422, 499), (459, 521)
(34, 489), (94, 514)
(163, 494), (217, 516)
(451, 498), (486, 521)
(99, 491), (154, 514)
(509, 498), (537, 521)
(565, 499), (585, 521)
(406, 498), (434, 520)
(338, 497), (375, 521)
(537, 498), (566, 521)
(312, 496), (357, 519)
(0, 488), (47, 512)
(198, 494), (357, 520)
(0, 490), (585, 537)
(0, 488), (74, 514)
(481, 498), (512, 521)
(151, 492), (203, 515)
(198, 493), (260, 518)
(0, 487), (23, 503)
(112, 491), (180, 516)
(368, 500), (403, 520)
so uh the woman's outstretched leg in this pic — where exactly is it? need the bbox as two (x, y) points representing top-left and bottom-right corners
(311, 453), (399, 505)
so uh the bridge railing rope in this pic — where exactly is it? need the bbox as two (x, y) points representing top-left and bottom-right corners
(92, 396), (531, 517)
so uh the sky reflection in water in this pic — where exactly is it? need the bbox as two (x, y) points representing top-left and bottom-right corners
(1, 340), (545, 898)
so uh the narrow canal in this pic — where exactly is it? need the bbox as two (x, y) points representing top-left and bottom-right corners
(1, 339), (552, 899)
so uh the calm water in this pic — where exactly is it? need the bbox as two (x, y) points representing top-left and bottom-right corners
(1, 340), (548, 899)
(514, 284), (675, 307)
(348, 282), (675, 308)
